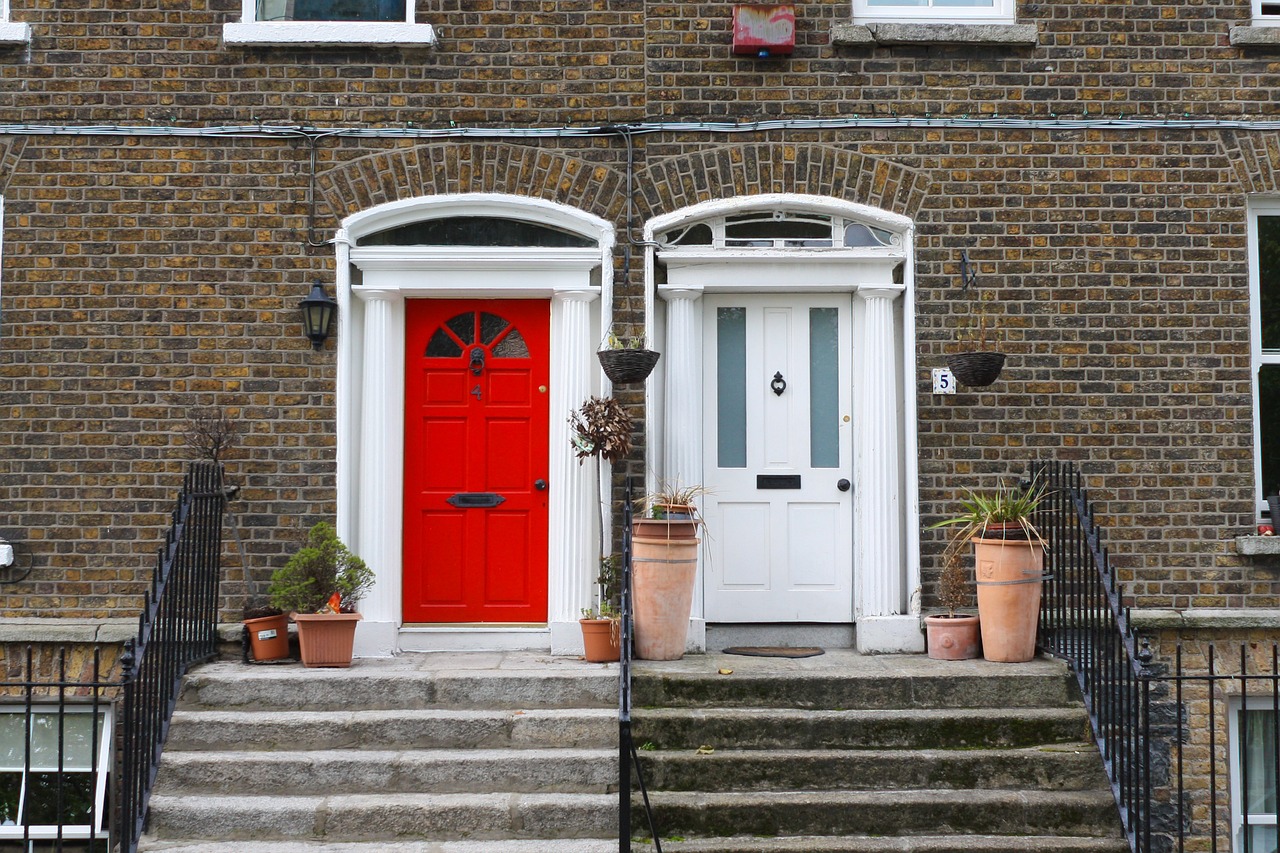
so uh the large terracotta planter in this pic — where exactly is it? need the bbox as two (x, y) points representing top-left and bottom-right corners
(580, 618), (621, 662)
(973, 537), (1044, 663)
(291, 612), (362, 668)
(631, 533), (699, 661)
(924, 614), (980, 660)
(631, 517), (700, 540)
(243, 613), (290, 662)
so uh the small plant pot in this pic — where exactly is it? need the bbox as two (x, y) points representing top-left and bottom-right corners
(579, 618), (622, 662)
(924, 614), (981, 660)
(243, 613), (290, 662)
(292, 612), (362, 668)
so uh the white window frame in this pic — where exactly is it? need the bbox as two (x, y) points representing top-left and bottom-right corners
(1228, 697), (1279, 853)
(852, 0), (1015, 25)
(223, 0), (436, 46)
(1251, 0), (1280, 27)
(0, 0), (31, 45)
(0, 705), (113, 848)
(1248, 199), (1280, 513)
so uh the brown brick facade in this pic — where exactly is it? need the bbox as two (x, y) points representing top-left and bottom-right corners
(0, 0), (1278, 623)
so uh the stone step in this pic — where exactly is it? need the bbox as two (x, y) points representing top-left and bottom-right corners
(165, 707), (617, 752)
(632, 657), (1076, 710)
(144, 792), (618, 842)
(178, 660), (617, 712)
(632, 706), (1090, 751)
(633, 789), (1123, 840)
(637, 744), (1109, 792)
(139, 838), (622, 852)
(633, 836), (1132, 852)
(153, 747), (618, 795)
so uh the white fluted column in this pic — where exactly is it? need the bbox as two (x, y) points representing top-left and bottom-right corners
(548, 289), (599, 653)
(353, 288), (404, 657)
(854, 285), (920, 653)
(658, 285), (705, 651)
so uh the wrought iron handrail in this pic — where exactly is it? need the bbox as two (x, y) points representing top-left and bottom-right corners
(118, 461), (226, 852)
(619, 477), (661, 852)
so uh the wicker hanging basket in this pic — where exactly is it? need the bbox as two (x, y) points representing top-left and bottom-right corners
(947, 351), (1006, 387)
(597, 348), (661, 384)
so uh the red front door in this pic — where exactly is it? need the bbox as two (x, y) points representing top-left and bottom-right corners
(403, 299), (551, 623)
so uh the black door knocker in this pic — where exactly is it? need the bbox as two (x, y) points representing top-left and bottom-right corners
(770, 372), (787, 396)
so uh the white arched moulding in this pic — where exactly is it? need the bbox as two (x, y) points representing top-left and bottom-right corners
(334, 194), (616, 656)
(643, 194), (923, 655)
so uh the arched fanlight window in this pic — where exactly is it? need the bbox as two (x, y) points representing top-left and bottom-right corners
(358, 216), (597, 248)
(658, 210), (897, 250)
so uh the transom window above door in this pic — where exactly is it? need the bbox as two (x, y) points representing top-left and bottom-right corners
(358, 216), (598, 249)
(657, 210), (898, 250)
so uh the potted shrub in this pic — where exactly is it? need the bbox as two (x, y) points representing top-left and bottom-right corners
(596, 327), (660, 385)
(947, 288), (1006, 388)
(923, 546), (979, 661)
(242, 601), (291, 662)
(929, 476), (1047, 663)
(630, 483), (704, 661)
(268, 522), (374, 668)
(569, 396), (632, 658)
(580, 601), (622, 663)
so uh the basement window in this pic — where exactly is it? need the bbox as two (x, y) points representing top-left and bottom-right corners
(1230, 702), (1279, 852)
(0, 707), (112, 851)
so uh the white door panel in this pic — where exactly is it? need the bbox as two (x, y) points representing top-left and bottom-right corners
(703, 294), (854, 623)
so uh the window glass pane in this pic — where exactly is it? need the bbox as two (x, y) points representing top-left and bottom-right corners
(492, 329), (529, 358)
(425, 328), (463, 358)
(717, 308), (747, 469)
(843, 223), (894, 248)
(1246, 825), (1278, 853)
(479, 313), (508, 346)
(29, 715), (98, 772)
(724, 214), (833, 247)
(0, 770), (19, 825)
(1242, 710), (1278, 815)
(445, 313), (475, 346)
(933, 0), (994, 6)
(1261, 217), (1280, 351)
(257, 0), (403, 21)
(358, 217), (595, 248)
(1261, 365), (1280, 501)
(810, 308), (840, 468)
(0, 716), (24, 768)
(660, 223), (713, 247)
(23, 772), (94, 825)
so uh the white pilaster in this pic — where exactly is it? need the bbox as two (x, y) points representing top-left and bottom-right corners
(352, 288), (404, 658)
(658, 285), (706, 651)
(548, 289), (600, 654)
(854, 285), (920, 653)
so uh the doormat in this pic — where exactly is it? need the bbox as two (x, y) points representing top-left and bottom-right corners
(722, 646), (824, 658)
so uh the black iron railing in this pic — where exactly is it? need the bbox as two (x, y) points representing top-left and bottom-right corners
(1035, 460), (1280, 853)
(619, 477), (661, 853)
(118, 460), (226, 852)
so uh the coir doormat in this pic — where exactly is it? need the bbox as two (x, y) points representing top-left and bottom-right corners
(722, 646), (825, 658)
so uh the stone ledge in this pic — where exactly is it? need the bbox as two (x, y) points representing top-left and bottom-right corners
(0, 617), (136, 645)
(1230, 25), (1280, 47)
(1130, 608), (1280, 630)
(831, 22), (1038, 47)
(1236, 534), (1280, 555)
(0, 22), (30, 45)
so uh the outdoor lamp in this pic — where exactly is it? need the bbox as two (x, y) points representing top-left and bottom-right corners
(300, 282), (338, 350)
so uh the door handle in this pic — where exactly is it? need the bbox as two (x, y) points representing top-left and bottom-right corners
(534, 479), (548, 491)
(837, 479), (851, 492)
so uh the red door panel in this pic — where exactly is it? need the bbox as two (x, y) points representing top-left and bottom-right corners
(403, 299), (550, 623)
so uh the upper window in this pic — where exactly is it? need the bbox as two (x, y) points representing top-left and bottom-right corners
(1230, 702), (1278, 853)
(1253, 0), (1280, 25)
(0, 707), (113, 851)
(658, 210), (898, 251)
(852, 0), (1015, 24)
(223, 0), (436, 45)
(1248, 201), (1280, 512)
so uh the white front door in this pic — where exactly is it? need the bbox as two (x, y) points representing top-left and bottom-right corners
(701, 294), (854, 623)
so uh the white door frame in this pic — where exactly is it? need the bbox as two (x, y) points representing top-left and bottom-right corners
(334, 194), (616, 656)
(643, 194), (923, 654)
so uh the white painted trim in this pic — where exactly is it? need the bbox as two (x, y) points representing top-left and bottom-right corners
(222, 21), (436, 45)
(1227, 696), (1279, 851)
(0, 21), (29, 43)
(337, 194), (615, 657)
(644, 193), (919, 653)
(852, 0), (1015, 25)
(1247, 196), (1280, 513)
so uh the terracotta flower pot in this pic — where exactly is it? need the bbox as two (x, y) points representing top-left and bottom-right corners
(579, 618), (621, 662)
(632, 534), (699, 660)
(924, 614), (981, 660)
(243, 613), (290, 662)
(973, 537), (1044, 663)
(291, 612), (362, 668)
(631, 517), (700, 540)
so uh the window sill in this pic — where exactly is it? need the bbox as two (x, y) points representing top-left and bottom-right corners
(1131, 607), (1280, 630)
(1230, 24), (1280, 46)
(0, 21), (30, 45)
(1236, 534), (1280, 556)
(831, 22), (1037, 46)
(223, 20), (437, 47)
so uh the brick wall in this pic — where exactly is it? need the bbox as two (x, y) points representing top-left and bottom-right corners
(1, 0), (1279, 618)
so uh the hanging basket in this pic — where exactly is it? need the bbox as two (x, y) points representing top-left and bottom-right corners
(948, 351), (1006, 387)
(597, 348), (661, 384)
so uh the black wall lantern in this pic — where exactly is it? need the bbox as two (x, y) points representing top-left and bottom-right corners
(300, 282), (338, 350)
